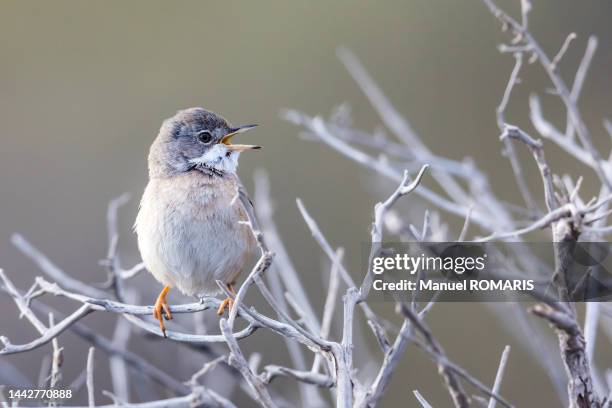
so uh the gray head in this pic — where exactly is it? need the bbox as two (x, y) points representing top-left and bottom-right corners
(148, 107), (259, 178)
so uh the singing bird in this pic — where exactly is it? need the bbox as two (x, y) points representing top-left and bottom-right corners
(135, 107), (260, 336)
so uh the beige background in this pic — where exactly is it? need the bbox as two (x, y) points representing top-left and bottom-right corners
(1, 1), (611, 406)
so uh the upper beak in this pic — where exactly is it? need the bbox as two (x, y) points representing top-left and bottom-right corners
(221, 124), (260, 151)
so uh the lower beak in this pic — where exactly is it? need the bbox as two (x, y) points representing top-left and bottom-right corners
(226, 144), (261, 152)
(221, 124), (260, 151)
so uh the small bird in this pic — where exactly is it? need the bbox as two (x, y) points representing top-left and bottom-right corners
(135, 107), (260, 336)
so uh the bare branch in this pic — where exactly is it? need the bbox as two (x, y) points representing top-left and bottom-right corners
(311, 247), (343, 374)
(103, 193), (131, 301)
(284, 111), (491, 229)
(567, 36), (598, 139)
(95, 387), (236, 408)
(227, 186), (275, 329)
(584, 303), (600, 370)
(338, 287), (359, 407)
(253, 169), (328, 407)
(87, 347), (95, 408)
(0, 303), (93, 355)
(500, 124), (556, 211)
(413, 390), (434, 408)
(253, 170), (319, 331)
(336, 47), (471, 206)
(220, 318), (277, 408)
(360, 165), (429, 299)
(475, 204), (571, 242)
(550, 33), (577, 72)
(358, 320), (413, 407)
(48, 313), (63, 395)
(261, 365), (334, 388)
(529, 95), (596, 168)
(0, 269), (96, 356)
(11, 234), (108, 299)
(400, 305), (470, 408)
(496, 52), (539, 214)
(488, 346), (511, 408)
(296, 198), (391, 352)
(482, 0), (612, 189)
(110, 316), (131, 402)
(3, 4), (610, 407)
(458, 205), (474, 242)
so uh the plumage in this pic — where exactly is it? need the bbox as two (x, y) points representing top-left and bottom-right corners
(134, 107), (259, 335)
(136, 171), (253, 297)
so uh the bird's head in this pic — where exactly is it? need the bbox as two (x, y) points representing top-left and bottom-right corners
(148, 107), (259, 178)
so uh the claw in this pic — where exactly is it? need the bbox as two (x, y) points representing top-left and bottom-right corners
(217, 282), (237, 316)
(153, 285), (172, 337)
(161, 301), (172, 321)
(217, 297), (234, 316)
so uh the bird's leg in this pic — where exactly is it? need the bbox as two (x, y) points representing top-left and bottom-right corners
(153, 285), (172, 337)
(217, 282), (236, 316)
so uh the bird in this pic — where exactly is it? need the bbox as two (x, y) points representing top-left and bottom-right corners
(135, 107), (260, 337)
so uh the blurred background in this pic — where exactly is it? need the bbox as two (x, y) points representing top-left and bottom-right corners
(1, 0), (611, 406)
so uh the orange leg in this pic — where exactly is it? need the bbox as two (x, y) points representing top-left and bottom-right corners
(217, 282), (237, 316)
(153, 285), (172, 337)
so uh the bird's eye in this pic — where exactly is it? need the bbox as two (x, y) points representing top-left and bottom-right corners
(197, 131), (213, 144)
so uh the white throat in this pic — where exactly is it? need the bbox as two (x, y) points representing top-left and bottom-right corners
(189, 144), (239, 174)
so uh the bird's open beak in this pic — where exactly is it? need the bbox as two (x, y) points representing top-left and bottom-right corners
(221, 124), (260, 151)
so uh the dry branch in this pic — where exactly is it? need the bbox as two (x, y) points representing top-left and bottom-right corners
(2, 2), (611, 407)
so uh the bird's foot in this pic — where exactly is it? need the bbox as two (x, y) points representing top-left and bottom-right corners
(153, 285), (172, 337)
(217, 297), (234, 316)
(217, 282), (236, 316)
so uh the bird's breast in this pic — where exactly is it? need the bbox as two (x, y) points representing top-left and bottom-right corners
(136, 172), (254, 296)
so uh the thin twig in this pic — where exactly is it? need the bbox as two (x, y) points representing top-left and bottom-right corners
(488, 346), (511, 408)
(311, 248), (343, 374)
(413, 390), (434, 408)
(550, 33), (576, 71)
(566, 36), (598, 139)
(253, 170), (319, 331)
(400, 305), (470, 408)
(296, 198), (391, 352)
(86, 347), (95, 408)
(220, 318), (277, 408)
(11, 234), (108, 299)
(336, 47), (471, 206)
(482, 0), (612, 189)
(261, 365), (334, 388)
(360, 165), (429, 299)
(48, 313), (63, 394)
(227, 186), (275, 329)
(110, 316), (132, 403)
(500, 125), (556, 211)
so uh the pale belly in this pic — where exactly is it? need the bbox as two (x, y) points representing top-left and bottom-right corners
(135, 174), (253, 297)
